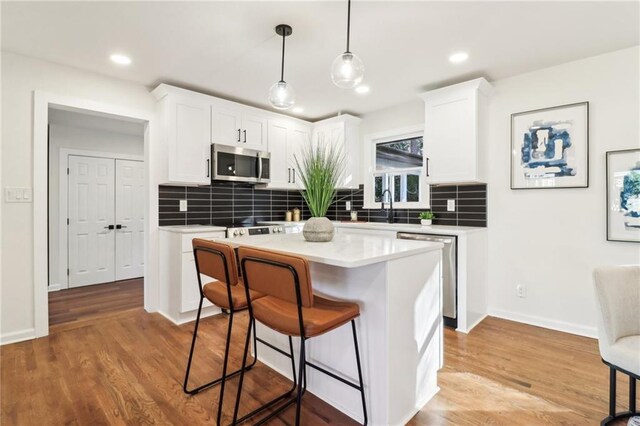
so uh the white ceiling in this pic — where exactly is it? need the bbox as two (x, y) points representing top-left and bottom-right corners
(3, 1), (639, 120)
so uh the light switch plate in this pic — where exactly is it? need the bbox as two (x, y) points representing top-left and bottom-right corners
(4, 187), (33, 203)
(179, 199), (188, 212)
(447, 199), (455, 212)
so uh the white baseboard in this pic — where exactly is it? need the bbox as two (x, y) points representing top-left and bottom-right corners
(48, 283), (64, 292)
(488, 308), (597, 339)
(1, 328), (36, 345)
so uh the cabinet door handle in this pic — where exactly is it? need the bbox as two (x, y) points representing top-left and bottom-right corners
(243, 130), (247, 143)
(292, 169), (296, 184)
(426, 157), (430, 177)
(288, 168), (291, 183)
(206, 159), (210, 178)
(237, 129), (241, 142)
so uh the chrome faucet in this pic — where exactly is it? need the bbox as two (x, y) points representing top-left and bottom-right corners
(380, 189), (394, 224)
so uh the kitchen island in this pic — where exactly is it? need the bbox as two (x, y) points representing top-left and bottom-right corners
(222, 232), (443, 425)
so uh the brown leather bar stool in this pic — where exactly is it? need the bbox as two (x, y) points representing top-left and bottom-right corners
(232, 246), (367, 426)
(184, 239), (268, 426)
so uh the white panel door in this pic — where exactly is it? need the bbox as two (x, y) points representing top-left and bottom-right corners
(115, 159), (145, 281)
(288, 125), (311, 188)
(267, 120), (291, 188)
(169, 96), (211, 184)
(242, 113), (268, 151)
(68, 156), (115, 287)
(211, 104), (242, 146)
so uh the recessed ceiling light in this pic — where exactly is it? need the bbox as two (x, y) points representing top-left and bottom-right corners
(355, 85), (370, 94)
(110, 54), (132, 66)
(449, 52), (469, 64)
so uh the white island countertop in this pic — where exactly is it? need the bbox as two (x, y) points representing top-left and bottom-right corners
(220, 232), (442, 268)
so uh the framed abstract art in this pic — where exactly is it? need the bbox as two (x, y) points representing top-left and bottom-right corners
(606, 148), (640, 243)
(511, 102), (589, 189)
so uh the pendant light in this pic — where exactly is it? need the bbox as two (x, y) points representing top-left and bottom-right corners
(269, 24), (295, 110)
(331, 0), (364, 89)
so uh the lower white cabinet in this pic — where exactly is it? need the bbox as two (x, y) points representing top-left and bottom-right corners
(159, 229), (226, 324)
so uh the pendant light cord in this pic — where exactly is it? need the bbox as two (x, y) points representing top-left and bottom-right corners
(346, 0), (351, 53)
(280, 31), (286, 82)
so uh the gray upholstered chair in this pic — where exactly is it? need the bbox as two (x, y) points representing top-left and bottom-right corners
(594, 265), (640, 425)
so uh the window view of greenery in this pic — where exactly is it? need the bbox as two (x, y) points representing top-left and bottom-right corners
(374, 136), (423, 204)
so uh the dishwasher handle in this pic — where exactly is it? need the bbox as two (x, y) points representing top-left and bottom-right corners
(397, 232), (453, 244)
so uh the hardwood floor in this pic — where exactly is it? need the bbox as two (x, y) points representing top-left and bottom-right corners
(2, 287), (633, 425)
(48, 278), (144, 326)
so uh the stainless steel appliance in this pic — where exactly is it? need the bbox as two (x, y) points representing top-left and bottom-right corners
(211, 144), (270, 184)
(396, 232), (458, 327)
(226, 224), (302, 239)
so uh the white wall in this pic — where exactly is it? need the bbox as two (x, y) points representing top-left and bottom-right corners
(48, 120), (144, 288)
(357, 46), (640, 337)
(486, 46), (640, 337)
(1, 51), (158, 341)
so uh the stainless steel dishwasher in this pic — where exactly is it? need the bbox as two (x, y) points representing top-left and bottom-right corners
(397, 232), (458, 328)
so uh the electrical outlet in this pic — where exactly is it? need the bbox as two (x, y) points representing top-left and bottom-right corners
(516, 284), (527, 298)
(179, 199), (188, 212)
(447, 199), (455, 212)
(345, 201), (351, 210)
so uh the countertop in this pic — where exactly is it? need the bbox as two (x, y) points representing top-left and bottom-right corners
(259, 221), (486, 236)
(220, 232), (443, 268)
(159, 225), (227, 234)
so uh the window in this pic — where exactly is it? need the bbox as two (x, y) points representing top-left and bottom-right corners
(364, 126), (429, 209)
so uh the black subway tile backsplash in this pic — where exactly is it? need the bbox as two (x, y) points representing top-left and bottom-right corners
(158, 183), (487, 228)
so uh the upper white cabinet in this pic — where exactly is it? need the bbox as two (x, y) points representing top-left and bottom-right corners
(312, 114), (362, 189)
(266, 119), (311, 189)
(153, 85), (211, 185)
(420, 78), (492, 184)
(211, 102), (267, 151)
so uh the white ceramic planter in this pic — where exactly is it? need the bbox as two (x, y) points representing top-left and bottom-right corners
(421, 219), (433, 226)
(303, 217), (335, 242)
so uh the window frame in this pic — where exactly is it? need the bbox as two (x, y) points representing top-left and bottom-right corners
(363, 125), (430, 209)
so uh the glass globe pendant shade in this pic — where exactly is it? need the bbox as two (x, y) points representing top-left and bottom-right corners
(331, 51), (364, 89)
(268, 80), (295, 110)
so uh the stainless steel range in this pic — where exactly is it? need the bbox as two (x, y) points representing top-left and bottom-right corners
(226, 224), (302, 239)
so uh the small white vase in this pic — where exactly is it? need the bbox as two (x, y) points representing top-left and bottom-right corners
(303, 217), (335, 242)
(421, 219), (432, 226)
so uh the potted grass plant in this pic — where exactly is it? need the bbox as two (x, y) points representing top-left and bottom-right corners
(294, 138), (345, 242)
(419, 211), (435, 226)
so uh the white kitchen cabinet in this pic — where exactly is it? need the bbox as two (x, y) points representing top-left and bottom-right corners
(311, 114), (362, 189)
(211, 103), (268, 151)
(159, 228), (226, 324)
(419, 78), (492, 184)
(266, 119), (311, 189)
(153, 85), (211, 185)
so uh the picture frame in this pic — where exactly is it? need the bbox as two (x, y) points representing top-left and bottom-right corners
(510, 102), (589, 189)
(606, 148), (640, 243)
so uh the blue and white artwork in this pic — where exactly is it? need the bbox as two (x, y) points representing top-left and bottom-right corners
(607, 149), (640, 242)
(511, 102), (589, 189)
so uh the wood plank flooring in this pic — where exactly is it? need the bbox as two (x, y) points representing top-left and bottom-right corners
(2, 283), (634, 425)
(48, 278), (144, 326)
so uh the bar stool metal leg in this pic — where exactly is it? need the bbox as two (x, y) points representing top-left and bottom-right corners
(231, 321), (299, 426)
(183, 300), (257, 396)
(630, 377), (637, 414)
(352, 320), (368, 426)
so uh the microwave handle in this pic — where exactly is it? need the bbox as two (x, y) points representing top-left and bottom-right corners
(257, 153), (263, 181)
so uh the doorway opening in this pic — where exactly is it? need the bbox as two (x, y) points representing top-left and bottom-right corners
(47, 106), (146, 327)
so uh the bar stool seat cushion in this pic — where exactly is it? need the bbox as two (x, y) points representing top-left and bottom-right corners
(606, 335), (640, 376)
(203, 279), (262, 310)
(252, 294), (360, 337)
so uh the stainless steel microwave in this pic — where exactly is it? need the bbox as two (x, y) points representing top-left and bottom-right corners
(211, 144), (270, 184)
